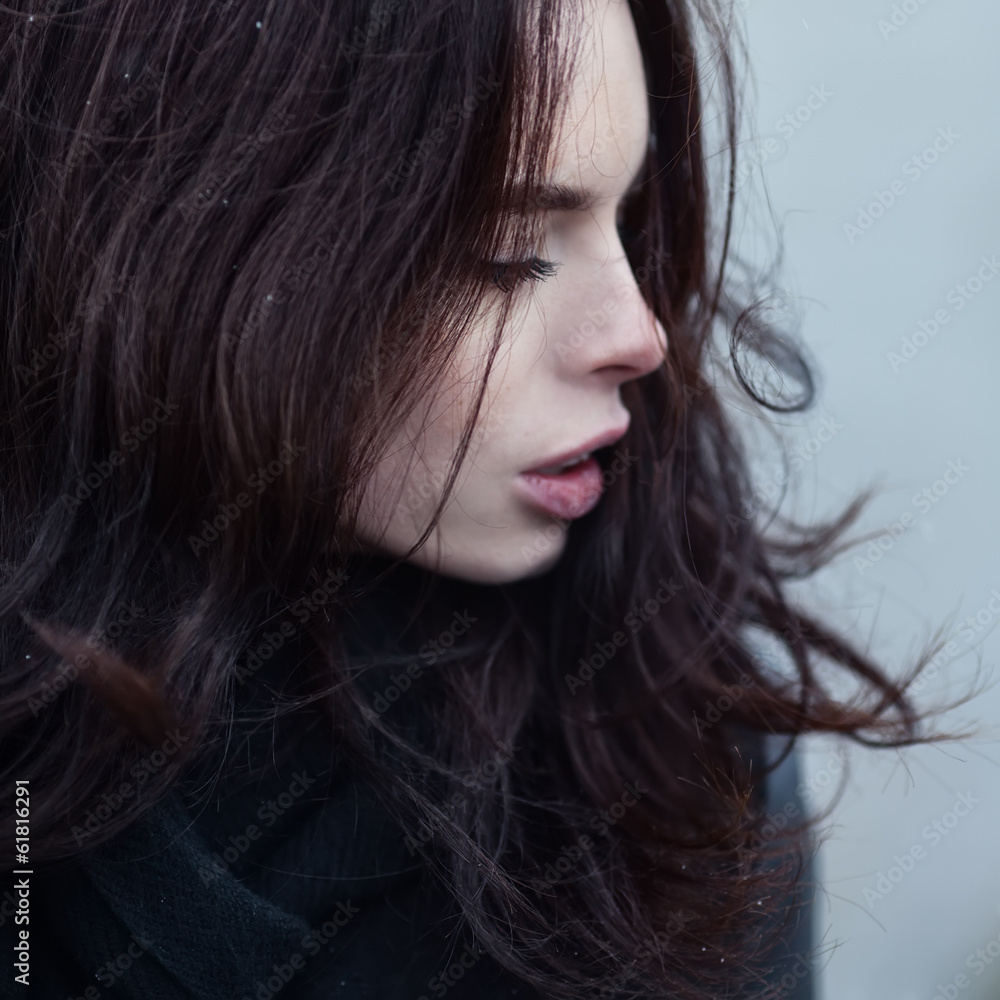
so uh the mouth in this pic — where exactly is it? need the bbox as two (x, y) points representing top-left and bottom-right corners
(530, 450), (594, 475)
(522, 422), (630, 477)
(515, 422), (630, 521)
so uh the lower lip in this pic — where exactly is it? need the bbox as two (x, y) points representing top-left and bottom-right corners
(516, 456), (605, 521)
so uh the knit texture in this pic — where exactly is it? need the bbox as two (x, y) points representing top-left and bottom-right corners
(3, 558), (814, 999)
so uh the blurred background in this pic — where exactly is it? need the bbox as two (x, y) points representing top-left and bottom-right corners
(724, 1), (1000, 997)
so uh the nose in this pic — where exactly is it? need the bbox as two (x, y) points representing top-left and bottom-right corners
(558, 253), (668, 383)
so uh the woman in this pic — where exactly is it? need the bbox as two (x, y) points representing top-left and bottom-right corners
(0, 1), (961, 998)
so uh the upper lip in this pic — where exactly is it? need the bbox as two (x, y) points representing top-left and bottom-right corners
(522, 420), (631, 474)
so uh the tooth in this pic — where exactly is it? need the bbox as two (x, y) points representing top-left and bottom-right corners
(535, 451), (591, 474)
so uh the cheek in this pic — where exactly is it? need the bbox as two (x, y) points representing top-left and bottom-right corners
(355, 304), (535, 537)
(467, 308), (549, 454)
(356, 375), (473, 531)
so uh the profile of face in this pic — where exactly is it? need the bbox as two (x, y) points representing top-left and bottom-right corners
(356, 0), (668, 585)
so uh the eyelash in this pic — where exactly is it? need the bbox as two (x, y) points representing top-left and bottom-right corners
(488, 256), (559, 293)
(486, 198), (645, 294)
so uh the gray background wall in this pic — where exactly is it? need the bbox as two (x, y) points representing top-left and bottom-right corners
(730, 1), (1000, 997)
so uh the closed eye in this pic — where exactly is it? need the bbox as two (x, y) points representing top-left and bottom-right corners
(486, 256), (560, 294)
(482, 175), (648, 294)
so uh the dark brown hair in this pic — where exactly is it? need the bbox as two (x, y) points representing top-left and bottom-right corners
(0, 1), (973, 997)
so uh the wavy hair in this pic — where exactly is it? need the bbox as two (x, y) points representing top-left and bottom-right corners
(0, 1), (969, 997)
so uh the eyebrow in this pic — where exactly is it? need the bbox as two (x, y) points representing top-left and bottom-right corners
(502, 148), (649, 215)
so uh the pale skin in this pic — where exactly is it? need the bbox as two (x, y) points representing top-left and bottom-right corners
(356, 0), (668, 584)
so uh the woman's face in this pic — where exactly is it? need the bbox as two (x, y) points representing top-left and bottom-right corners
(356, 0), (668, 584)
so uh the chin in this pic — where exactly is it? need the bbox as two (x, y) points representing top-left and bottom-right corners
(399, 527), (569, 585)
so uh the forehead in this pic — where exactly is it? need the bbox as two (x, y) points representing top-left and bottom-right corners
(545, 0), (650, 206)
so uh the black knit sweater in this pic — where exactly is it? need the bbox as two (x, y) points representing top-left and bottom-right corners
(1, 562), (814, 1000)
